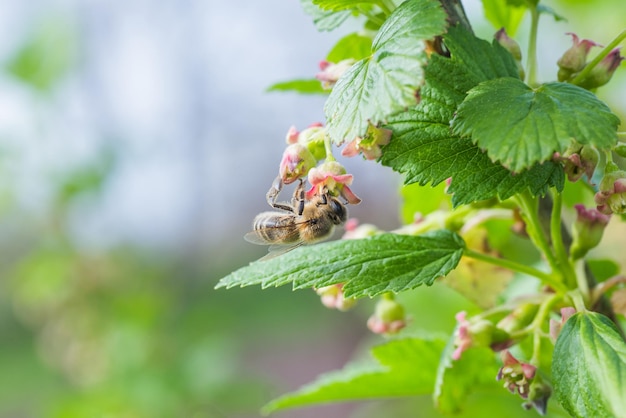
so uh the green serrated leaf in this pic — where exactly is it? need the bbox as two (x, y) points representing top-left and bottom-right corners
(481, 0), (527, 35)
(434, 331), (500, 413)
(325, 0), (447, 145)
(313, 0), (378, 12)
(452, 79), (620, 172)
(263, 336), (446, 413)
(380, 26), (564, 206)
(216, 230), (465, 298)
(267, 79), (328, 94)
(326, 33), (373, 62)
(552, 311), (626, 418)
(300, 0), (352, 31)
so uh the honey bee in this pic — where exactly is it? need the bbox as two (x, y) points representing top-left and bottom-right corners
(245, 177), (348, 260)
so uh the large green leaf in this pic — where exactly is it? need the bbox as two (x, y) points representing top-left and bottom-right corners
(380, 26), (563, 206)
(452, 78), (620, 172)
(552, 311), (626, 418)
(263, 336), (446, 413)
(216, 231), (465, 298)
(325, 0), (447, 145)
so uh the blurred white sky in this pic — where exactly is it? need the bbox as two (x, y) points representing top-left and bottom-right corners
(0, 0), (622, 266)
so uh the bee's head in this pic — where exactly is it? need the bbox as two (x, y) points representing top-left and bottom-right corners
(328, 197), (348, 225)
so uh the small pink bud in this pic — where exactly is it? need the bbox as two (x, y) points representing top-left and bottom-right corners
(557, 144), (599, 183)
(495, 28), (525, 79)
(577, 47), (624, 89)
(549, 307), (576, 343)
(367, 296), (407, 335)
(315, 284), (356, 311)
(285, 125), (299, 144)
(316, 59), (355, 89)
(279, 143), (317, 184)
(341, 218), (380, 239)
(557, 33), (600, 82)
(341, 124), (392, 160)
(452, 311), (511, 361)
(570, 205), (610, 259)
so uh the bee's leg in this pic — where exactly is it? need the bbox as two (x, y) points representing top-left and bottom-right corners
(294, 179), (306, 216)
(267, 175), (296, 212)
(266, 176), (283, 207)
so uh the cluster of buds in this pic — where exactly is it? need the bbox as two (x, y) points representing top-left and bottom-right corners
(553, 142), (600, 183)
(278, 124), (361, 204)
(495, 28), (525, 80)
(594, 170), (626, 215)
(367, 295), (408, 335)
(557, 32), (624, 89)
(497, 351), (551, 415)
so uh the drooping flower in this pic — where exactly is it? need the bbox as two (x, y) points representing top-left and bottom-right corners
(367, 296), (407, 335)
(286, 123), (327, 160)
(577, 47), (624, 90)
(279, 143), (317, 184)
(497, 350), (537, 398)
(557, 32), (600, 82)
(307, 161), (361, 204)
(315, 284), (356, 311)
(594, 170), (626, 215)
(570, 204), (610, 259)
(316, 59), (355, 89)
(341, 124), (392, 160)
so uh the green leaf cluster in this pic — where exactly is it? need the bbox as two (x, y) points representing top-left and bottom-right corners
(381, 25), (565, 206)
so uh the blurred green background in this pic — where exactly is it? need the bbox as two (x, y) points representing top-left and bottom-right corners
(0, 1), (623, 417)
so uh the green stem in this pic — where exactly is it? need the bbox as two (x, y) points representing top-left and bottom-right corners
(550, 189), (576, 288)
(324, 135), (336, 162)
(526, 6), (540, 86)
(358, 6), (385, 26)
(569, 290), (587, 312)
(517, 192), (560, 275)
(377, 0), (395, 16)
(463, 249), (567, 293)
(529, 293), (561, 365)
(570, 29), (626, 85)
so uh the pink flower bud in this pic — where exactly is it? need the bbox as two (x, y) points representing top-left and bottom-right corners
(341, 124), (392, 160)
(577, 47), (624, 89)
(549, 307), (576, 343)
(495, 28), (525, 79)
(285, 125), (299, 144)
(315, 284), (356, 311)
(570, 205), (610, 259)
(594, 170), (626, 215)
(367, 296), (407, 335)
(307, 161), (361, 204)
(557, 33), (600, 82)
(279, 143), (317, 184)
(557, 144), (599, 183)
(452, 311), (511, 361)
(316, 59), (355, 89)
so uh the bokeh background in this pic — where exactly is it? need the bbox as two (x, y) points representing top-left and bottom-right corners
(0, 0), (623, 417)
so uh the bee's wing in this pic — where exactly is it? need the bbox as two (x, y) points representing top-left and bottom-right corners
(244, 219), (311, 261)
(259, 241), (305, 261)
